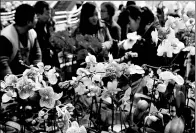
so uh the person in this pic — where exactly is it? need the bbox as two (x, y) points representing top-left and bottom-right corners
(0, 4), (42, 79)
(117, 1), (136, 41)
(100, 2), (121, 41)
(113, 4), (124, 23)
(34, 1), (60, 68)
(126, 1), (136, 8)
(116, 5), (161, 67)
(117, 9), (130, 41)
(73, 2), (113, 64)
(100, 2), (121, 58)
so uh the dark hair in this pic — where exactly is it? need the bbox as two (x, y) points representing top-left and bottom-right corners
(78, 2), (100, 35)
(34, 1), (49, 14)
(14, 4), (35, 26)
(101, 2), (116, 17)
(118, 4), (124, 11)
(125, 5), (155, 34)
(126, 1), (136, 7)
(117, 9), (130, 40)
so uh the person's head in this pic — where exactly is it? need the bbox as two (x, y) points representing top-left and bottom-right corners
(14, 4), (37, 29)
(79, 2), (99, 34)
(34, 1), (50, 23)
(119, 4), (124, 11)
(125, 5), (155, 33)
(126, 1), (136, 7)
(100, 2), (116, 21)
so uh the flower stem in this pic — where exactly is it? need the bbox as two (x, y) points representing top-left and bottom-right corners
(111, 95), (114, 131)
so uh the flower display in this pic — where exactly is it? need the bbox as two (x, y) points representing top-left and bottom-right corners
(0, 2), (195, 133)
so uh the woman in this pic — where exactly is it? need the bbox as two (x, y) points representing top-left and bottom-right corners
(117, 5), (161, 67)
(73, 2), (112, 65)
(100, 2), (121, 58)
(100, 2), (121, 41)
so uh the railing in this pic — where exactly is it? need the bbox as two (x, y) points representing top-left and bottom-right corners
(0, 1), (85, 30)
(54, 1), (86, 27)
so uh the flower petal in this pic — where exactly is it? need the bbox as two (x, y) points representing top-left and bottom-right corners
(157, 83), (167, 93)
(40, 98), (55, 108)
(53, 92), (63, 100)
(2, 93), (12, 103)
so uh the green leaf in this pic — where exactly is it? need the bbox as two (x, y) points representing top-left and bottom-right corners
(6, 121), (21, 131)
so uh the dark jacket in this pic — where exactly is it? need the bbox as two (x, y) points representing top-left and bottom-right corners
(131, 21), (161, 66)
(35, 21), (60, 68)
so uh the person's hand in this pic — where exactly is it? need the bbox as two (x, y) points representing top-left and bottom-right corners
(50, 49), (54, 57)
(124, 51), (138, 59)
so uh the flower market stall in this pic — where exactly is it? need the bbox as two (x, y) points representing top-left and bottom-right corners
(0, 1), (195, 133)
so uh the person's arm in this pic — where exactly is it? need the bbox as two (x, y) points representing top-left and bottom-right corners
(29, 38), (42, 65)
(113, 25), (121, 41)
(102, 27), (113, 50)
(0, 36), (13, 79)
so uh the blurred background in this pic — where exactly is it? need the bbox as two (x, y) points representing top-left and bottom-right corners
(0, 1), (195, 31)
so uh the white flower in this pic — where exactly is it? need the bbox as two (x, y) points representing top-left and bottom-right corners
(173, 18), (186, 32)
(85, 53), (97, 64)
(157, 39), (173, 57)
(46, 67), (58, 85)
(165, 16), (176, 30)
(66, 121), (87, 133)
(157, 83), (167, 93)
(159, 71), (184, 85)
(127, 32), (141, 40)
(108, 53), (113, 62)
(127, 64), (145, 75)
(76, 68), (90, 76)
(151, 29), (158, 45)
(157, 29), (185, 57)
(185, 18), (195, 31)
(159, 71), (174, 81)
(183, 46), (195, 55)
(122, 39), (137, 50)
(182, 13), (189, 22)
(171, 38), (185, 54)
(146, 76), (154, 91)
(184, 1), (195, 15)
